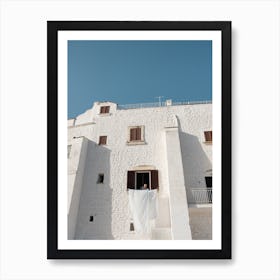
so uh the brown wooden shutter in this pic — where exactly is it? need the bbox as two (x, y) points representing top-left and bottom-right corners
(130, 127), (141, 141)
(99, 136), (107, 145)
(151, 170), (159, 189)
(130, 128), (136, 141)
(136, 127), (141, 140)
(204, 131), (212, 142)
(127, 171), (135, 189)
(100, 106), (110, 114)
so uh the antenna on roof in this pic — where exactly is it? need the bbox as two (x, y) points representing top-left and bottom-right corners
(155, 96), (164, 107)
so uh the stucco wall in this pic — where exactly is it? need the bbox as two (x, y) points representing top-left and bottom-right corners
(68, 102), (212, 239)
(67, 137), (88, 239)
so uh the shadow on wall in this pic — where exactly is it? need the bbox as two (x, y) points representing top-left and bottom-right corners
(74, 140), (113, 240)
(177, 118), (212, 204)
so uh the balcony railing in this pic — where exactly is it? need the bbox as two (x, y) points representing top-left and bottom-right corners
(117, 100), (212, 110)
(191, 188), (212, 204)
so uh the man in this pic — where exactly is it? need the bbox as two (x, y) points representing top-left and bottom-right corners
(142, 183), (148, 190)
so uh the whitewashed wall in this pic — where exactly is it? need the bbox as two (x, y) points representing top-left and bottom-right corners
(67, 137), (88, 239)
(68, 102), (212, 239)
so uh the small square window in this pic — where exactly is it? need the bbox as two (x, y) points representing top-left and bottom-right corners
(130, 127), (141, 141)
(89, 216), (94, 222)
(100, 106), (110, 114)
(97, 174), (104, 184)
(127, 126), (145, 145)
(129, 126), (143, 142)
(99, 136), (107, 145)
(130, 222), (134, 231)
(204, 131), (212, 142)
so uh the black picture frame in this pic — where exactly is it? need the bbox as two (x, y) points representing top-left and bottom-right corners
(47, 21), (231, 259)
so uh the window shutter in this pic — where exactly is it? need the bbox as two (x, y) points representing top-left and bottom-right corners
(130, 127), (141, 141)
(127, 171), (135, 189)
(130, 128), (136, 141)
(100, 106), (110, 114)
(151, 170), (159, 189)
(204, 131), (208, 141)
(136, 127), (141, 140)
(204, 131), (212, 142)
(99, 136), (107, 145)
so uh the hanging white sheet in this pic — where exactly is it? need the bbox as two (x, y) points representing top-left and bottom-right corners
(128, 189), (158, 234)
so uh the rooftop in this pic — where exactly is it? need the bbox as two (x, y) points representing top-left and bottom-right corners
(68, 100), (212, 121)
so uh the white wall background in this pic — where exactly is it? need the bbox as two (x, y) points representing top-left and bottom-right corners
(0, 0), (279, 279)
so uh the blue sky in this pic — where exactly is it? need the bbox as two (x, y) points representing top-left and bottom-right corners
(68, 40), (212, 119)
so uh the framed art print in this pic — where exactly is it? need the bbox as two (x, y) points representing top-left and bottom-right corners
(47, 21), (231, 259)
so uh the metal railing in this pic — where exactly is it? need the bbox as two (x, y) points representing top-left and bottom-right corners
(118, 102), (165, 109)
(171, 100), (212, 106)
(117, 100), (212, 110)
(191, 188), (212, 204)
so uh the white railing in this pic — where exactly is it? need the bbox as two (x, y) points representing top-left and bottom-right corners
(191, 188), (212, 204)
(172, 100), (212, 106)
(117, 100), (212, 110)
(118, 102), (165, 109)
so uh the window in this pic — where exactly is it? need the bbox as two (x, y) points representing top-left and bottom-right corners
(130, 127), (141, 141)
(136, 172), (150, 189)
(127, 170), (159, 190)
(100, 106), (110, 114)
(128, 126), (144, 143)
(204, 131), (212, 142)
(205, 176), (212, 188)
(130, 222), (134, 231)
(99, 136), (107, 145)
(89, 216), (94, 222)
(205, 176), (212, 203)
(97, 174), (104, 184)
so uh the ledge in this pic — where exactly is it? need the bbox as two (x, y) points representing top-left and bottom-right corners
(126, 141), (146, 146)
(203, 141), (212, 145)
(68, 121), (95, 128)
(98, 113), (112, 117)
(188, 203), (212, 208)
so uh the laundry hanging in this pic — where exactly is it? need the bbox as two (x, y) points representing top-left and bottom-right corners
(128, 189), (158, 234)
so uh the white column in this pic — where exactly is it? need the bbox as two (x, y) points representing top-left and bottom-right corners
(164, 126), (192, 239)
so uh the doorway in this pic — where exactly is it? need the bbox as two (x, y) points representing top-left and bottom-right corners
(205, 176), (212, 188)
(136, 172), (150, 189)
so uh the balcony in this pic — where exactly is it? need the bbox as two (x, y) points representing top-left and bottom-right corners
(191, 188), (212, 204)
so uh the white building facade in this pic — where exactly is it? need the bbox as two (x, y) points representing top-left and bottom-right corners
(68, 101), (212, 240)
